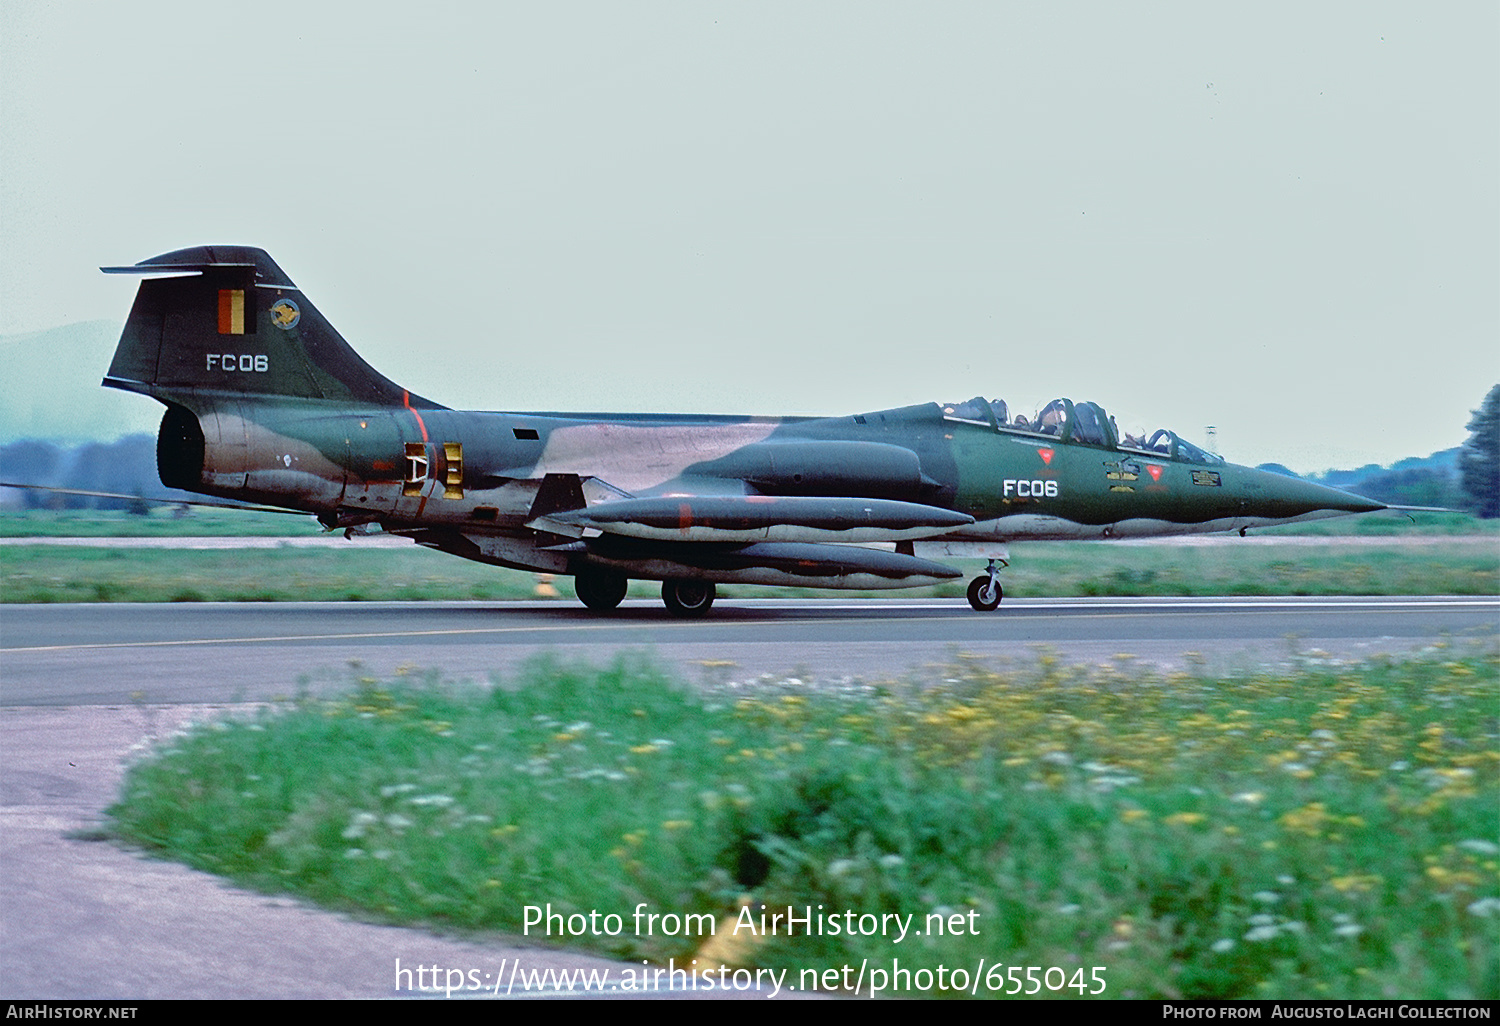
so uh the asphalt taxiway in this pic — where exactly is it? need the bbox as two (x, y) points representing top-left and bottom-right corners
(2, 596), (1496, 704)
(2, 596), (1495, 998)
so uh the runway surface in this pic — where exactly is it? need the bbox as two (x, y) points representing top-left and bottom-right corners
(2, 596), (1496, 704)
(2, 596), (1495, 998)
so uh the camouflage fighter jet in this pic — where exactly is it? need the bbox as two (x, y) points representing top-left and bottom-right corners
(99, 246), (1386, 617)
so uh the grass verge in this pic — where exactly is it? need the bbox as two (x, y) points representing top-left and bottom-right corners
(0, 508), (318, 537)
(3, 539), (1497, 602)
(109, 646), (1499, 998)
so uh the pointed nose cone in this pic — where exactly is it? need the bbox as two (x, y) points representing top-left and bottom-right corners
(1280, 474), (1387, 515)
(1243, 466), (1386, 520)
(1312, 485), (1385, 515)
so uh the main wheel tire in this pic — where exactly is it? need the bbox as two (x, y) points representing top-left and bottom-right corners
(967, 575), (1002, 611)
(574, 569), (628, 611)
(662, 579), (716, 618)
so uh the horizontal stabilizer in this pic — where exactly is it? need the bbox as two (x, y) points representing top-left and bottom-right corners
(533, 494), (973, 544)
(102, 261), (256, 275)
(101, 245), (294, 286)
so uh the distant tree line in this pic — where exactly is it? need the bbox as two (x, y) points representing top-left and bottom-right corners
(0, 435), (185, 511)
(1306, 452), (1470, 511)
(1459, 384), (1500, 518)
(1263, 384), (1500, 518)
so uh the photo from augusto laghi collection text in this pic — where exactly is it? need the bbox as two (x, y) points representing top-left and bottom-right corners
(395, 901), (1109, 997)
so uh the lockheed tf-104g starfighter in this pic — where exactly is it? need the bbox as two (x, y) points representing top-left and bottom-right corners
(98, 246), (1386, 617)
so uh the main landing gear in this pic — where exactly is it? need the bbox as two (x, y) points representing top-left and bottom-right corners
(662, 579), (715, 619)
(573, 570), (716, 619)
(966, 558), (1007, 612)
(573, 568), (628, 611)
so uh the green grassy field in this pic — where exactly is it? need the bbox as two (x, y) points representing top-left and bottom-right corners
(108, 647), (1499, 999)
(19, 513), (1494, 997)
(3, 537), (1496, 603)
(0, 507), (319, 537)
(1258, 512), (1498, 536)
(3, 509), (1495, 602)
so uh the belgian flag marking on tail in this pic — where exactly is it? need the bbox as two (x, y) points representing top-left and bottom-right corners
(217, 289), (245, 334)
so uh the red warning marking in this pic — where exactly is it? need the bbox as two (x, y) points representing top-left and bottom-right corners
(402, 391), (432, 517)
(679, 503), (693, 532)
(1146, 464), (1163, 481)
(1037, 449), (1054, 465)
(403, 390), (429, 442)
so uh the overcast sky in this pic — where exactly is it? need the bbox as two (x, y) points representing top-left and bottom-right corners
(2, 2), (1495, 472)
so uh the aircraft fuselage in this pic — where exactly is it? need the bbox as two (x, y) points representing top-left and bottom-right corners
(104, 245), (1387, 614)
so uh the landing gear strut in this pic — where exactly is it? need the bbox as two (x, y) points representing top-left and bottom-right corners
(662, 579), (715, 618)
(966, 558), (1007, 612)
(574, 568), (628, 611)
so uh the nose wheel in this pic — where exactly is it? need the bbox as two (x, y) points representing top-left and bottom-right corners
(966, 558), (1007, 611)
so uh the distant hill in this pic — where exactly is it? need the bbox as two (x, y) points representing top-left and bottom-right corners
(0, 322), (163, 442)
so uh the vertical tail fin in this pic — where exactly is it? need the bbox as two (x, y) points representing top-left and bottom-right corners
(101, 246), (443, 409)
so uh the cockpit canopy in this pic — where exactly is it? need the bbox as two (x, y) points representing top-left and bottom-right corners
(940, 396), (1224, 466)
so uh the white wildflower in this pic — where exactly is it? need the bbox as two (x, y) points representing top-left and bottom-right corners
(342, 812), (378, 839)
(1467, 897), (1500, 918)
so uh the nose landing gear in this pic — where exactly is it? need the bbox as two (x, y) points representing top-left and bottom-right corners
(966, 558), (1007, 611)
